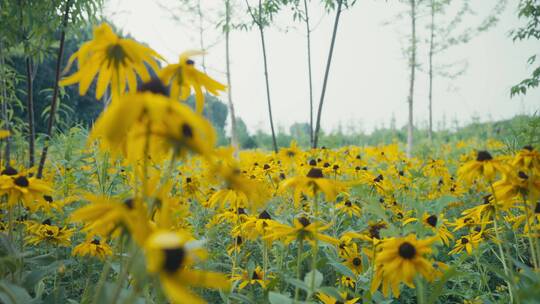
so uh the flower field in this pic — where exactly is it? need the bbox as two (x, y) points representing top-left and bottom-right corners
(1, 11), (540, 304)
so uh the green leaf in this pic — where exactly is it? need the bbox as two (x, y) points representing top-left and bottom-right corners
(0, 280), (33, 304)
(329, 262), (355, 278)
(303, 269), (323, 290)
(268, 292), (293, 304)
(285, 277), (309, 292)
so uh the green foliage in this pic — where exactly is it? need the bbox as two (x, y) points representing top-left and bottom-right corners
(511, 0), (540, 97)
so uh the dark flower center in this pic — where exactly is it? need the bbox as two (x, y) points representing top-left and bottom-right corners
(251, 271), (261, 280)
(308, 159), (317, 166)
(333, 164), (339, 170)
(237, 208), (246, 215)
(535, 202), (540, 214)
(185, 59), (195, 65)
(306, 168), (323, 178)
(298, 217), (311, 227)
(398, 242), (416, 259)
(1, 167), (18, 176)
(476, 150), (493, 161)
(163, 247), (186, 273)
(352, 257), (361, 266)
(107, 44), (126, 66)
(323, 162), (330, 168)
(518, 171), (528, 180)
(523, 145), (534, 151)
(14, 176), (29, 187)
(426, 215), (438, 227)
(235, 236), (243, 246)
(279, 173), (286, 180)
(185, 177), (192, 183)
(369, 223), (386, 239)
(345, 200), (352, 207)
(374, 174), (384, 183)
(43, 195), (53, 203)
(181, 123), (193, 138)
(124, 198), (134, 209)
(263, 164), (271, 170)
(461, 237), (469, 244)
(42, 219), (52, 226)
(287, 151), (295, 157)
(258, 210), (272, 220)
(91, 239), (101, 245)
(138, 78), (169, 96)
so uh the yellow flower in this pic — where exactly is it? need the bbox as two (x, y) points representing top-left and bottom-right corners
(89, 87), (216, 160)
(144, 230), (229, 304)
(403, 213), (454, 246)
(0, 171), (52, 210)
(70, 195), (151, 246)
(343, 250), (364, 275)
(263, 217), (338, 245)
(512, 145), (540, 174)
(0, 129), (10, 139)
(72, 238), (113, 259)
(449, 233), (482, 255)
(26, 220), (73, 247)
(231, 266), (271, 289)
(317, 292), (360, 304)
(60, 23), (162, 101)
(279, 167), (344, 207)
(370, 234), (439, 298)
(160, 50), (226, 113)
(458, 150), (507, 183)
(335, 199), (362, 217)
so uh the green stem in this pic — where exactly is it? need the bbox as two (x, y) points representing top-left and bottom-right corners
(294, 237), (304, 303)
(490, 184), (515, 303)
(521, 194), (538, 269)
(92, 261), (111, 304)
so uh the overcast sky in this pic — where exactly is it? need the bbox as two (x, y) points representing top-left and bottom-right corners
(103, 0), (540, 134)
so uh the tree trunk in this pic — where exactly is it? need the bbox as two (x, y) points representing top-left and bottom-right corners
(250, 0), (278, 153)
(37, 0), (72, 178)
(428, 0), (434, 142)
(225, 0), (239, 151)
(0, 40), (11, 166)
(313, 0), (343, 148)
(25, 57), (35, 168)
(197, 0), (207, 73)
(304, 0), (314, 147)
(406, 0), (416, 158)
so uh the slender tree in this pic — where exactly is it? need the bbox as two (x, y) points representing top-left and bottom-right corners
(313, 0), (344, 148)
(406, 0), (417, 157)
(428, 0), (435, 141)
(245, 0), (279, 153)
(37, 0), (72, 178)
(0, 41), (10, 165)
(225, 0), (239, 150)
(303, 0), (315, 147)
(425, 0), (505, 141)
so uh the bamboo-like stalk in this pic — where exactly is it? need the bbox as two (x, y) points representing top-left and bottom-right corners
(25, 57), (35, 168)
(37, 0), (72, 178)
(428, 0), (434, 142)
(0, 40), (11, 164)
(313, 0), (343, 148)
(406, 0), (416, 158)
(225, 0), (239, 151)
(303, 0), (314, 147)
(246, 0), (278, 153)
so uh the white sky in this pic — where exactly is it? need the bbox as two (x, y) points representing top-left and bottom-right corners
(103, 0), (540, 134)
